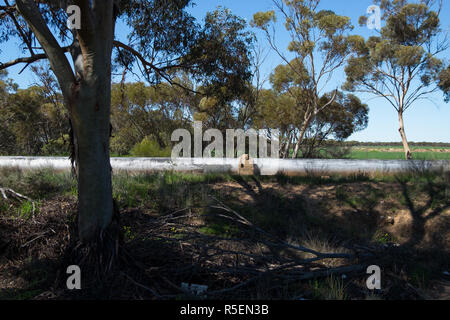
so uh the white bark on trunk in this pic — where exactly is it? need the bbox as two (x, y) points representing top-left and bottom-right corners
(15, 0), (118, 246)
(71, 77), (114, 242)
(398, 111), (412, 160)
(292, 122), (309, 159)
(282, 132), (292, 159)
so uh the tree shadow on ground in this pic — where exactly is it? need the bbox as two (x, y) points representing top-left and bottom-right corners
(395, 172), (449, 248)
(216, 173), (449, 299)
(228, 175), (383, 246)
(1, 170), (449, 300)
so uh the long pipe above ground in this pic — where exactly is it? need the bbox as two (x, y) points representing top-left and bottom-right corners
(0, 157), (448, 175)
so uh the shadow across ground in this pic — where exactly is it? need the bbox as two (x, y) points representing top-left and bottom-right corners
(0, 168), (448, 300)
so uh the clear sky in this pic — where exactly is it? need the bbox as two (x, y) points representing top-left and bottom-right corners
(1, 0), (449, 142)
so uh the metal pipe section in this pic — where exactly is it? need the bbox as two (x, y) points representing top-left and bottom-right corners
(0, 157), (448, 175)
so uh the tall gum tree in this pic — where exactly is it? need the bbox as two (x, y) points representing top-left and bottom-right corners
(344, 0), (449, 160)
(253, 83), (369, 159)
(0, 1), (253, 254)
(252, 0), (358, 158)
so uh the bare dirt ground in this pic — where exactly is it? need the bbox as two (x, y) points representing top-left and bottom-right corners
(211, 181), (450, 249)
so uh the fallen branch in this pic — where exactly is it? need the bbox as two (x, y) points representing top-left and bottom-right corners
(120, 272), (165, 299)
(0, 187), (36, 217)
(123, 195), (375, 298)
(208, 196), (355, 260)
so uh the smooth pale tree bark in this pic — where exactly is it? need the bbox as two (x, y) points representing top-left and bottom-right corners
(16, 0), (117, 243)
(292, 121), (309, 159)
(282, 131), (292, 159)
(398, 111), (412, 160)
(397, 95), (413, 160)
(69, 1), (117, 243)
(70, 61), (114, 242)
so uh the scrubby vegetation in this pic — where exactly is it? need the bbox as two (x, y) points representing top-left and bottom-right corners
(1, 168), (448, 300)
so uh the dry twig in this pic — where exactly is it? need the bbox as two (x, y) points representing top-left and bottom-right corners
(0, 187), (36, 217)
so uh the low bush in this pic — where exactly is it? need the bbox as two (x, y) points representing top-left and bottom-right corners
(130, 137), (171, 158)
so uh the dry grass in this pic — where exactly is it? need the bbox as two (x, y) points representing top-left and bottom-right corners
(288, 233), (352, 268)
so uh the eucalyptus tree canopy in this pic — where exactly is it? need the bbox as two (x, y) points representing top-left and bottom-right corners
(252, 0), (359, 158)
(344, 0), (449, 159)
(255, 86), (368, 158)
(0, 0), (254, 244)
(0, 71), (18, 155)
(438, 66), (450, 102)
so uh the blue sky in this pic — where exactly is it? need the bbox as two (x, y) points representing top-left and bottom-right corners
(1, 0), (449, 142)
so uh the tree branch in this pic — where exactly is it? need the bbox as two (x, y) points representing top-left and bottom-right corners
(0, 46), (71, 71)
(15, 0), (75, 97)
(113, 40), (201, 95)
(316, 89), (338, 115)
(0, 54), (46, 70)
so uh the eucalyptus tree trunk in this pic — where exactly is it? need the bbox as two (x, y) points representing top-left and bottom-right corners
(292, 121), (310, 159)
(15, 0), (118, 244)
(70, 68), (114, 243)
(283, 132), (292, 159)
(398, 110), (412, 160)
(291, 91), (337, 159)
(67, 6), (116, 243)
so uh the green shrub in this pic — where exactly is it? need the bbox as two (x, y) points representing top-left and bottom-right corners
(110, 130), (137, 156)
(41, 135), (69, 156)
(130, 137), (171, 157)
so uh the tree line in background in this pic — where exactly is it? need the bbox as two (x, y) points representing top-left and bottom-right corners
(0, 64), (369, 159)
(0, 67), (69, 156)
(1, 1), (448, 162)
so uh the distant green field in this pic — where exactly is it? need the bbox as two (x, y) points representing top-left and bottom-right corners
(352, 146), (450, 150)
(349, 150), (450, 160)
(348, 146), (450, 160)
(292, 145), (450, 160)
